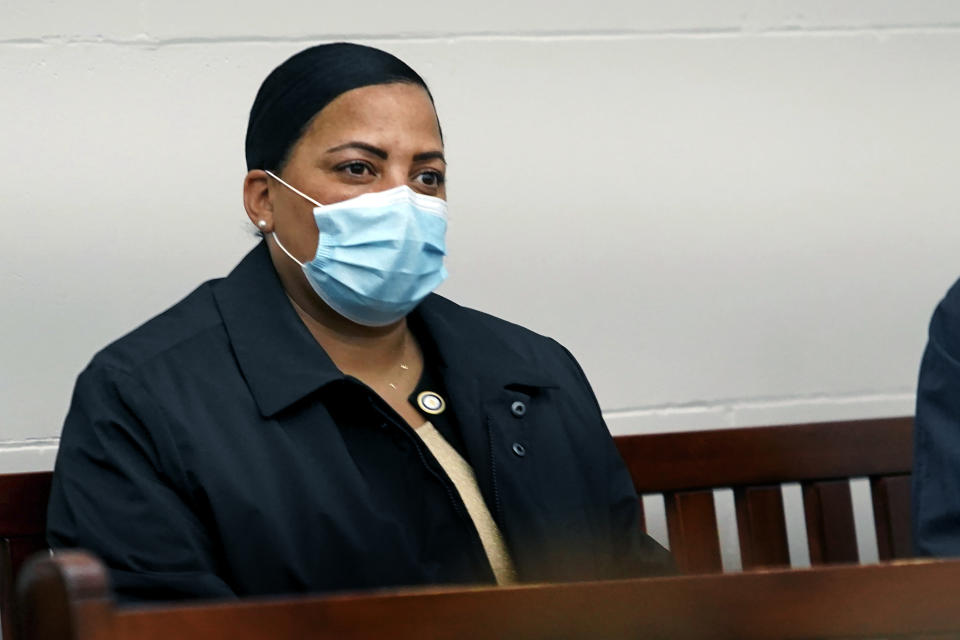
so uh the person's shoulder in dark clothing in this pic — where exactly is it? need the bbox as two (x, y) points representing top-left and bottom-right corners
(87, 279), (224, 377)
(913, 276), (960, 556)
(418, 294), (593, 390)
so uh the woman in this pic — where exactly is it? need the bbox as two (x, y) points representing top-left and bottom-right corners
(47, 42), (672, 602)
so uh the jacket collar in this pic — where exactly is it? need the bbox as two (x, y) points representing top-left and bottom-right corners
(213, 242), (554, 417)
(213, 242), (343, 417)
(412, 297), (557, 394)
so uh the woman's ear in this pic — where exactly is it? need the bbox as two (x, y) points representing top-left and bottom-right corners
(243, 170), (274, 233)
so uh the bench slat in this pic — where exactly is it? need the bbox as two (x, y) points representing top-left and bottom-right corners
(872, 474), (913, 560)
(735, 485), (790, 570)
(664, 490), (722, 573)
(804, 479), (858, 564)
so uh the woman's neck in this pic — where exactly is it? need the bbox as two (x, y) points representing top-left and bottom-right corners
(287, 290), (412, 374)
(267, 239), (418, 378)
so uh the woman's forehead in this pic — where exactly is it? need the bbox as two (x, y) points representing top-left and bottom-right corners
(302, 84), (443, 148)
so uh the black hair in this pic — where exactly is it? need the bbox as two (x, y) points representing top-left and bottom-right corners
(245, 42), (436, 173)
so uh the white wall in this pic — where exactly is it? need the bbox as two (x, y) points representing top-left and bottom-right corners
(2, 1), (959, 474)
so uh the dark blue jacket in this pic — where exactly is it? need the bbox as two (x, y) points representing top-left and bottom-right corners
(48, 242), (671, 601)
(914, 277), (960, 556)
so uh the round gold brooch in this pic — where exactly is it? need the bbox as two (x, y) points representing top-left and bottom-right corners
(417, 391), (446, 415)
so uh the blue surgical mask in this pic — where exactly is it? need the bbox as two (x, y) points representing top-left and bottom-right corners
(265, 171), (448, 327)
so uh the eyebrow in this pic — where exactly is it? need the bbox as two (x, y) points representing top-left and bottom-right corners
(326, 141), (445, 164)
(412, 150), (446, 164)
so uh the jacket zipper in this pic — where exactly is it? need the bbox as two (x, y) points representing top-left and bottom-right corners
(486, 415), (505, 528)
(369, 398), (484, 525)
(366, 393), (491, 570)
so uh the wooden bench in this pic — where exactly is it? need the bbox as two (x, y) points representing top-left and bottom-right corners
(17, 550), (960, 640)
(1, 416), (914, 638)
(618, 416), (914, 573)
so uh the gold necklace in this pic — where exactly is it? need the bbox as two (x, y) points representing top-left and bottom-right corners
(386, 332), (412, 393)
(387, 363), (410, 392)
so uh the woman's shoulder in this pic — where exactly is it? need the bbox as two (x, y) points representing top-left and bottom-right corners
(420, 294), (558, 348)
(87, 279), (228, 378)
(417, 294), (585, 382)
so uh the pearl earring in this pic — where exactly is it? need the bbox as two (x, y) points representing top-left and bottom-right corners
(258, 220), (267, 229)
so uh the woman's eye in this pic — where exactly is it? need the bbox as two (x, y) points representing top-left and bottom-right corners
(340, 161), (372, 177)
(417, 171), (445, 188)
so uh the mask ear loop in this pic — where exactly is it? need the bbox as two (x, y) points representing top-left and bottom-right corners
(265, 170), (324, 207)
(270, 230), (305, 267)
(263, 170), (325, 268)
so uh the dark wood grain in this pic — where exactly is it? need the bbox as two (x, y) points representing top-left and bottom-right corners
(615, 417), (912, 492)
(1, 473), (54, 640)
(0, 474), (52, 536)
(18, 552), (960, 640)
(1, 538), (13, 640)
(804, 479), (859, 565)
(2, 538), (49, 640)
(615, 417), (913, 572)
(872, 474), (913, 560)
(17, 552), (113, 640)
(735, 485), (790, 569)
(664, 490), (723, 574)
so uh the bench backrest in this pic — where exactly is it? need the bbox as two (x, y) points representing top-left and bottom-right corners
(0, 473), (51, 640)
(615, 416), (914, 573)
(17, 550), (960, 640)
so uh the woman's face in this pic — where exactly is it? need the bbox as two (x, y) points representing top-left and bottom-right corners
(267, 82), (446, 263)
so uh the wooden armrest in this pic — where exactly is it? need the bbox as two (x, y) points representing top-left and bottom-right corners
(17, 551), (960, 639)
(16, 551), (113, 640)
